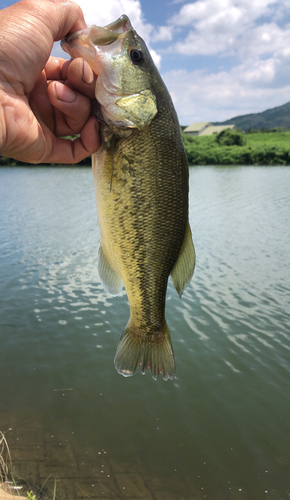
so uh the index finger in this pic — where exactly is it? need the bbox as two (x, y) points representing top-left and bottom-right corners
(45, 56), (70, 81)
(45, 57), (96, 99)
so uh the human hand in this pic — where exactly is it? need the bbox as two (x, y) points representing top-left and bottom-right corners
(0, 0), (99, 164)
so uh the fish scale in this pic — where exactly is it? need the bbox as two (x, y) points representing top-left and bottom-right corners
(97, 113), (185, 323)
(61, 14), (195, 380)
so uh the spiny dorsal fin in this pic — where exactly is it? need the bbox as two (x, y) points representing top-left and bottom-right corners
(98, 244), (123, 296)
(171, 222), (195, 297)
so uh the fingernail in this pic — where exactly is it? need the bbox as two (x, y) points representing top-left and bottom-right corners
(82, 60), (94, 84)
(55, 82), (76, 103)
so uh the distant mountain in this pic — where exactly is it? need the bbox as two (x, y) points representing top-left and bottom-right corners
(213, 101), (290, 131)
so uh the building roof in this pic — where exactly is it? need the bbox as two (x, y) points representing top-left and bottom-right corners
(199, 125), (236, 136)
(183, 122), (212, 133)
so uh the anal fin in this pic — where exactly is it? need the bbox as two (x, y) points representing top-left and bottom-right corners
(171, 222), (195, 297)
(98, 244), (123, 296)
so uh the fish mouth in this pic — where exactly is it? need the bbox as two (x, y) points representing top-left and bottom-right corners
(102, 15), (133, 38)
(61, 15), (147, 128)
(61, 15), (132, 53)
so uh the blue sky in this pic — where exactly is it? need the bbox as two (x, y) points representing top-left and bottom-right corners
(2, 0), (290, 125)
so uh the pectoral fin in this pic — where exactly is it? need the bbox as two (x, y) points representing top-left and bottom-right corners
(116, 90), (157, 129)
(98, 244), (123, 296)
(171, 222), (195, 297)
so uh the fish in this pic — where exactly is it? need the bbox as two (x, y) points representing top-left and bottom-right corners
(61, 15), (195, 380)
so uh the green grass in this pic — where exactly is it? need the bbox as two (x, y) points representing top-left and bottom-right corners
(183, 130), (290, 165)
(1, 432), (57, 500)
(2, 130), (290, 167)
(0, 432), (11, 487)
(246, 131), (290, 145)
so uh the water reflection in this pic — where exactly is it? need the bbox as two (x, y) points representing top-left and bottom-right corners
(1, 166), (290, 498)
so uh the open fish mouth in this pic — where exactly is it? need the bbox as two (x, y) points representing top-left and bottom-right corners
(61, 14), (154, 128)
(61, 15), (133, 51)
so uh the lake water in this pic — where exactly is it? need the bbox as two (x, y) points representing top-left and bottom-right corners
(0, 166), (289, 500)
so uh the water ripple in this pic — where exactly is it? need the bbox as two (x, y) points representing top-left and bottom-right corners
(1, 166), (290, 496)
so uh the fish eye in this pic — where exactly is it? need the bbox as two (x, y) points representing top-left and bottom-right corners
(130, 49), (144, 65)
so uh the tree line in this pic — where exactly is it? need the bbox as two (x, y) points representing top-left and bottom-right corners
(182, 128), (290, 165)
(2, 128), (290, 166)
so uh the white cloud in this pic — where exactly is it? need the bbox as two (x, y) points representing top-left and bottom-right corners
(53, 0), (160, 67)
(237, 22), (290, 61)
(162, 62), (290, 125)
(156, 0), (290, 124)
(77, 0), (139, 29)
(172, 19), (290, 61)
(151, 26), (173, 42)
(73, 0), (161, 66)
(171, 0), (278, 27)
(168, 0), (289, 57)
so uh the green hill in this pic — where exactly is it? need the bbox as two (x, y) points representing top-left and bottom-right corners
(213, 101), (290, 131)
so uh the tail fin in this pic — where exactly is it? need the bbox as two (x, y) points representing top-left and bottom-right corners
(114, 321), (175, 381)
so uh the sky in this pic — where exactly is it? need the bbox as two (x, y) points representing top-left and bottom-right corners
(2, 0), (290, 125)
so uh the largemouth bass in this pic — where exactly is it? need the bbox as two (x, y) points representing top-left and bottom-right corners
(61, 16), (195, 380)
